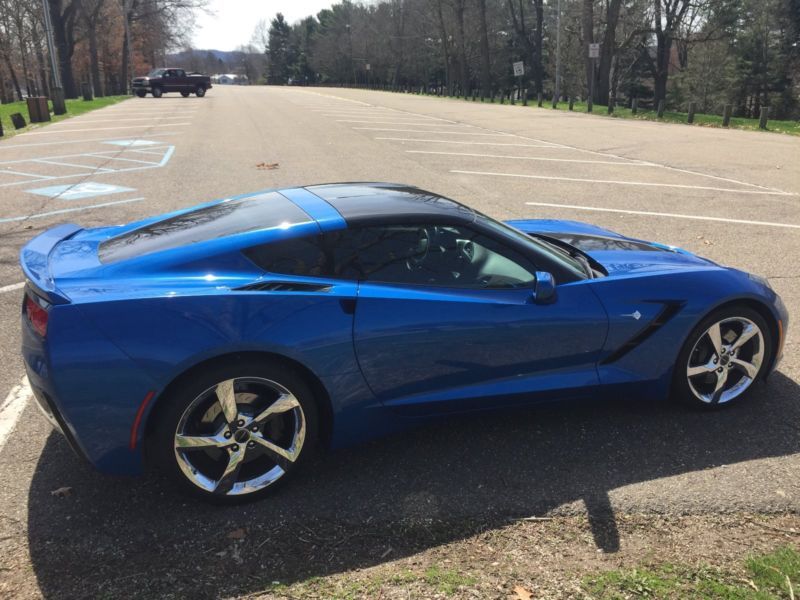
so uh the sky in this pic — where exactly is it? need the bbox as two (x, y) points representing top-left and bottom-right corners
(193, 0), (335, 51)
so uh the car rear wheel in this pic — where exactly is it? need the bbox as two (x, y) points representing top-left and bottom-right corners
(672, 306), (772, 408)
(180, 91), (190, 97)
(195, 85), (206, 97)
(151, 86), (163, 98)
(152, 359), (318, 503)
(135, 89), (146, 98)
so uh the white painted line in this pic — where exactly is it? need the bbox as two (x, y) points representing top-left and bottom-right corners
(88, 154), (159, 166)
(0, 132), (177, 150)
(0, 197), (145, 223)
(52, 116), (192, 124)
(2, 169), (56, 179)
(0, 378), (31, 453)
(524, 201), (800, 230)
(451, 169), (794, 196)
(354, 127), (512, 136)
(0, 282), (25, 294)
(0, 146), (168, 167)
(33, 159), (113, 172)
(407, 150), (648, 165)
(376, 137), (560, 148)
(20, 123), (191, 135)
(337, 119), (473, 127)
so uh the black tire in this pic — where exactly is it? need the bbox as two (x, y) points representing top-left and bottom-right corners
(671, 305), (772, 409)
(151, 358), (319, 504)
(195, 85), (206, 97)
(151, 86), (163, 98)
(180, 91), (190, 97)
(135, 89), (147, 98)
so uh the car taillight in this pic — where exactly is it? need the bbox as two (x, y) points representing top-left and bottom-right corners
(25, 293), (49, 337)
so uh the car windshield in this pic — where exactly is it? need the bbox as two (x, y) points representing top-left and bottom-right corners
(474, 213), (587, 280)
(147, 69), (165, 77)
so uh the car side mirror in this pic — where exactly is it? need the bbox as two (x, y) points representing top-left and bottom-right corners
(533, 271), (557, 304)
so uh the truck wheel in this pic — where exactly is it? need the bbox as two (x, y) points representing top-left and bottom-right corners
(151, 86), (163, 98)
(135, 89), (147, 98)
(195, 85), (206, 97)
(180, 91), (190, 98)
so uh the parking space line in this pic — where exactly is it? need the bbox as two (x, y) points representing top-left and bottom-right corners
(52, 116), (192, 125)
(524, 201), (800, 230)
(452, 169), (795, 196)
(0, 282), (24, 294)
(33, 159), (114, 172)
(354, 127), (512, 136)
(2, 169), (55, 179)
(0, 132), (177, 151)
(0, 197), (145, 224)
(407, 150), (648, 165)
(0, 377), (30, 454)
(376, 137), (562, 148)
(337, 119), (473, 127)
(87, 154), (160, 165)
(20, 123), (191, 135)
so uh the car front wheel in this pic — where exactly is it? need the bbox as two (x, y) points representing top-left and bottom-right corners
(152, 359), (318, 503)
(195, 85), (206, 97)
(672, 306), (772, 408)
(134, 89), (146, 98)
(151, 86), (163, 98)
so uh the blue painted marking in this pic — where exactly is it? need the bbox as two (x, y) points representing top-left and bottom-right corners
(103, 139), (161, 147)
(0, 197), (144, 224)
(279, 188), (347, 231)
(27, 182), (136, 201)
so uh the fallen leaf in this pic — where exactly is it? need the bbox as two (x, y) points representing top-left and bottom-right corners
(50, 486), (72, 498)
(227, 527), (247, 540)
(512, 585), (533, 600)
(256, 162), (280, 170)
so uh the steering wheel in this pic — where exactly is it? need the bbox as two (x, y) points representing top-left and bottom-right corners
(406, 227), (431, 270)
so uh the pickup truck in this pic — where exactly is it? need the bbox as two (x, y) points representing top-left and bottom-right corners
(132, 68), (212, 98)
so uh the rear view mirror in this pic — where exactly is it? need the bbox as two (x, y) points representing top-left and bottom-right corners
(534, 271), (557, 304)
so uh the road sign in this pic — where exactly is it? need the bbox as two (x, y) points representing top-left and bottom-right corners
(512, 61), (524, 77)
(365, 63), (371, 71)
(588, 43), (600, 59)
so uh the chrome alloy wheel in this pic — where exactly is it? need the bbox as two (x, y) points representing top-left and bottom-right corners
(174, 377), (306, 495)
(686, 317), (765, 404)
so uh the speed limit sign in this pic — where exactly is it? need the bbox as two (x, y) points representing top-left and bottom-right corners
(588, 43), (600, 58)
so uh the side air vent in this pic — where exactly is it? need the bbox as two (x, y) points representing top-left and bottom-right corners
(235, 281), (332, 293)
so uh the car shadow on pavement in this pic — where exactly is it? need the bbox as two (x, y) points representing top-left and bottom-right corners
(27, 372), (800, 598)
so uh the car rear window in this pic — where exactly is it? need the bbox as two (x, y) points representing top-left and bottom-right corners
(98, 192), (312, 263)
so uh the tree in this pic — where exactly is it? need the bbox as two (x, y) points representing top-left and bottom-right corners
(267, 13), (292, 84)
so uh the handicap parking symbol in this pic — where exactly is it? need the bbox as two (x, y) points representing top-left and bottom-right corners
(27, 182), (136, 201)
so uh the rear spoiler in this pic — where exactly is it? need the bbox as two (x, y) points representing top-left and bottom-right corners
(19, 223), (82, 305)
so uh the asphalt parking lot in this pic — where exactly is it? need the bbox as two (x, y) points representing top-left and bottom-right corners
(0, 86), (798, 598)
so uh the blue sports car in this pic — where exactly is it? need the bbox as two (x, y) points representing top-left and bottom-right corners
(20, 183), (788, 502)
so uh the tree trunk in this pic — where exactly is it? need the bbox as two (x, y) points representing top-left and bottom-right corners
(596, 0), (621, 105)
(533, 0), (543, 96)
(88, 27), (104, 96)
(653, 31), (671, 103)
(582, 0), (594, 99)
(48, 0), (78, 97)
(477, 0), (491, 95)
(435, 0), (451, 88)
(454, 0), (469, 93)
(2, 54), (23, 100)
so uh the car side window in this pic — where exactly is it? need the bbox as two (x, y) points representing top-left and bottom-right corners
(333, 225), (538, 289)
(244, 235), (331, 277)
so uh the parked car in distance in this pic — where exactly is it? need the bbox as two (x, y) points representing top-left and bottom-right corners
(19, 183), (788, 503)
(132, 68), (212, 98)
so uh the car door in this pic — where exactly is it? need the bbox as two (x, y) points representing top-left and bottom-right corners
(342, 223), (609, 414)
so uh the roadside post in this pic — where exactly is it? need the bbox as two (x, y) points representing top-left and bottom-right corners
(537, 93), (543, 107)
(632, 98), (638, 114)
(588, 42), (599, 113)
(512, 60), (524, 107)
(26, 96), (50, 122)
(568, 97), (574, 111)
(657, 99), (666, 118)
(11, 113), (26, 129)
(81, 82), (93, 101)
(759, 106), (769, 130)
(687, 101), (696, 123)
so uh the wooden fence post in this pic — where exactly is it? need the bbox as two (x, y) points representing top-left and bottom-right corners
(722, 104), (732, 127)
(631, 98), (638, 114)
(568, 97), (574, 111)
(537, 93), (543, 107)
(657, 99), (665, 118)
(759, 106), (769, 129)
(687, 102), (696, 124)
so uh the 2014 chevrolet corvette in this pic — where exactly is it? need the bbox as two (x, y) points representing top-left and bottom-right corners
(20, 183), (788, 502)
